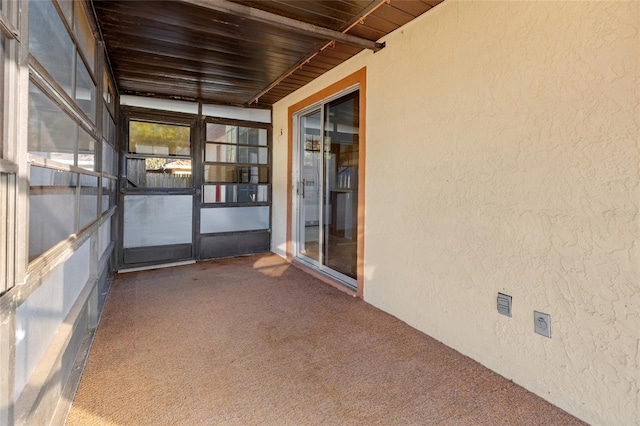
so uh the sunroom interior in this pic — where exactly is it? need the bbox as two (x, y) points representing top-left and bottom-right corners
(1, 1), (638, 425)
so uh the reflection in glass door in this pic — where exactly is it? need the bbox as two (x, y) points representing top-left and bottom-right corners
(295, 89), (359, 288)
(298, 109), (322, 265)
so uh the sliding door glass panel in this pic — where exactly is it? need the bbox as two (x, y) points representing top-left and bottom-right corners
(323, 91), (359, 279)
(200, 206), (269, 234)
(299, 109), (322, 263)
(123, 195), (192, 248)
(295, 89), (359, 285)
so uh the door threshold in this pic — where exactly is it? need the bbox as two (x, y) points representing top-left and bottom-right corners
(118, 260), (196, 273)
(290, 259), (358, 298)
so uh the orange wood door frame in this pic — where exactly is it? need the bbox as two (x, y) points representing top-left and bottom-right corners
(286, 67), (366, 298)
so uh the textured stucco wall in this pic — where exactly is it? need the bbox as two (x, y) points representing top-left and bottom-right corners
(271, 1), (640, 424)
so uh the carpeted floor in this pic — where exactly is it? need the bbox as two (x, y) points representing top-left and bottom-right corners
(66, 254), (585, 426)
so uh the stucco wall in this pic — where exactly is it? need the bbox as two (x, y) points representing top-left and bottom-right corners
(271, 1), (640, 424)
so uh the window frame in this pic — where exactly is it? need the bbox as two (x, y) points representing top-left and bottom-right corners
(202, 118), (272, 208)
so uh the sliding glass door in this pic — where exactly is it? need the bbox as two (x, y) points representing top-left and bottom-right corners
(295, 89), (359, 288)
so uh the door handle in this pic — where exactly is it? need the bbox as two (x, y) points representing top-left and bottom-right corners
(301, 179), (306, 199)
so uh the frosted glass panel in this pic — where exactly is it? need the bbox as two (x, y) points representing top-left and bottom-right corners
(29, 0), (74, 96)
(79, 174), (98, 229)
(200, 206), (269, 234)
(124, 195), (192, 248)
(29, 167), (77, 259)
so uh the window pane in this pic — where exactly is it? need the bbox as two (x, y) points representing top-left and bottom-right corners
(238, 146), (268, 164)
(78, 127), (95, 171)
(239, 127), (267, 146)
(0, 32), (4, 157)
(74, 6), (95, 71)
(203, 165), (236, 183)
(103, 69), (116, 116)
(206, 123), (236, 143)
(79, 174), (98, 229)
(126, 158), (191, 188)
(102, 106), (116, 145)
(200, 206), (269, 234)
(203, 185), (236, 203)
(238, 185), (268, 203)
(101, 177), (116, 213)
(102, 141), (117, 176)
(205, 143), (235, 163)
(202, 184), (268, 203)
(58, 0), (73, 23)
(129, 121), (190, 156)
(28, 82), (76, 165)
(239, 166), (269, 183)
(76, 53), (95, 121)
(29, 166), (77, 260)
(29, 0), (74, 96)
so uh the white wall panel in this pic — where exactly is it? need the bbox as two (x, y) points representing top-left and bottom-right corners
(14, 241), (91, 398)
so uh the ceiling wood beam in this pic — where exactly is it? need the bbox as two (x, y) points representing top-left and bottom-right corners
(246, 0), (389, 105)
(177, 0), (385, 52)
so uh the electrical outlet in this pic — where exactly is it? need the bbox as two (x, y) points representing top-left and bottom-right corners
(534, 311), (551, 338)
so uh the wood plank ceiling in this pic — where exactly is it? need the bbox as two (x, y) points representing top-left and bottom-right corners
(92, 0), (442, 107)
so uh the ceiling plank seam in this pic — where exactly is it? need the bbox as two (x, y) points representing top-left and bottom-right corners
(176, 0), (385, 52)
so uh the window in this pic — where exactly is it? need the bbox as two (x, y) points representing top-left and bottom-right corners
(28, 82), (96, 170)
(29, 0), (96, 123)
(126, 121), (192, 188)
(0, 31), (4, 156)
(101, 67), (118, 213)
(202, 123), (270, 204)
(28, 166), (77, 259)
(26, 0), (105, 265)
(1, 1), (18, 294)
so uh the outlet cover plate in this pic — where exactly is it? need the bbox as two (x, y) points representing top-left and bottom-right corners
(534, 311), (551, 338)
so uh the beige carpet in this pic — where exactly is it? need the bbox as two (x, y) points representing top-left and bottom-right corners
(66, 254), (584, 426)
